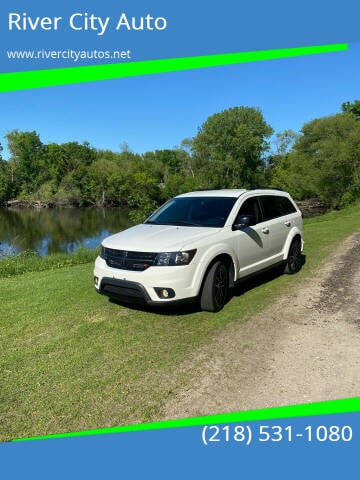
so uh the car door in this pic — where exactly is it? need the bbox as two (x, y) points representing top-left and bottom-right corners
(232, 196), (271, 276)
(259, 195), (290, 261)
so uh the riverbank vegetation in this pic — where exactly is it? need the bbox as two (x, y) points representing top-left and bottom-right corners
(0, 246), (96, 278)
(1, 100), (360, 221)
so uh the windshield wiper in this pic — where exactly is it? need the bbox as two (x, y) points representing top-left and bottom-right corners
(146, 220), (203, 227)
(163, 221), (203, 227)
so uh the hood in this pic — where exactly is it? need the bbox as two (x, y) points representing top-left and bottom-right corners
(102, 223), (221, 252)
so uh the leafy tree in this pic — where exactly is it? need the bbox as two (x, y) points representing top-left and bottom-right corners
(192, 107), (273, 188)
(126, 171), (161, 223)
(0, 159), (11, 204)
(43, 143), (68, 186)
(0, 143), (18, 204)
(273, 130), (299, 155)
(270, 113), (360, 207)
(44, 141), (96, 182)
(266, 130), (299, 186)
(3, 103), (360, 212)
(143, 149), (186, 176)
(341, 99), (360, 119)
(162, 172), (204, 199)
(55, 172), (82, 205)
(85, 157), (125, 205)
(5, 130), (44, 191)
(179, 138), (196, 178)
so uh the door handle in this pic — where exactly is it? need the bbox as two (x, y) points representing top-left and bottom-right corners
(284, 221), (291, 227)
(262, 227), (269, 234)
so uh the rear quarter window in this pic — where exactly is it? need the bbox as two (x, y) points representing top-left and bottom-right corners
(260, 195), (296, 220)
(279, 196), (297, 215)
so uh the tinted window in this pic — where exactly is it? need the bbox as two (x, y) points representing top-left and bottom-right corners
(279, 196), (297, 214)
(260, 195), (286, 220)
(146, 196), (238, 228)
(235, 197), (262, 224)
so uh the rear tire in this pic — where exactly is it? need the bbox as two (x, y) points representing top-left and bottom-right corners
(200, 261), (229, 312)
(284, 238), (302, 274)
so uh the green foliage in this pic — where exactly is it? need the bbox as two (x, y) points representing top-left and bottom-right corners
(143, 149), (188, 177)
(0, 158), (12, 204)
(342, 99), (360, 119)
(1, 102), (360, 212)
(273, 130), (299, 155)
(126, 171), (161, 223)
(269, 113), (360, 207)
(0, 246), (96, 278)
(85, 157), (124, 205)
(162, 172), (204, 200)
(192, 106), (273, 188)
(55, 173), (82, 204)
(6, 130), (44, 191)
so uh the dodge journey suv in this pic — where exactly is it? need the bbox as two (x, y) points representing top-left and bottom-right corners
(94, 189), (303, 312)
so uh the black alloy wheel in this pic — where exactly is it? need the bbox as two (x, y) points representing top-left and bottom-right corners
(201, 260), (229, 312)
(284, 238), (302, 274)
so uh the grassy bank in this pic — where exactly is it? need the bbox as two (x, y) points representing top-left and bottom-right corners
(1, 204), (360, 441)
(0, 247), (97, 278)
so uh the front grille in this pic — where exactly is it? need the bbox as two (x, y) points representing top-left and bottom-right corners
(101, 247), (157, 271)
(102, 280), (147, 301)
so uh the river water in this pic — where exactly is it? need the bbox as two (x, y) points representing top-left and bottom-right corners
(0, 207), (132, 256)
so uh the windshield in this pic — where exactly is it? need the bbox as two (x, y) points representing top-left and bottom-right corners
(145, 196), (238, 228)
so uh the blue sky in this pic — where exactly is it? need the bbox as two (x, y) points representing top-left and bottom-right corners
(0, 43), (359, 159)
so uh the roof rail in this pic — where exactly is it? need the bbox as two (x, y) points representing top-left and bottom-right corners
(247, 186), (284, 191)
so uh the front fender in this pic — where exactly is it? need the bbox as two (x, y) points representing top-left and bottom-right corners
(191, 244), (239, 295)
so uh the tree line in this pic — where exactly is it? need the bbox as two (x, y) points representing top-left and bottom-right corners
(1, 99), (359, 220)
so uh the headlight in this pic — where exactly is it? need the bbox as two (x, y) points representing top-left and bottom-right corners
(155, 249), (197, 266)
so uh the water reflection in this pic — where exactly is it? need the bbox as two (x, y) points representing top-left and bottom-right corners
(0, 207), (132, 256)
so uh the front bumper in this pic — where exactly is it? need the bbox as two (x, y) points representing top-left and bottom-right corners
(96, 277), (196, 306)
(94, 256), (200, 303)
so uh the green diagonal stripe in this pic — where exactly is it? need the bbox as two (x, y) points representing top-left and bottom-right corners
(0, 43), (348, 92)
(12, 396), (360, 442)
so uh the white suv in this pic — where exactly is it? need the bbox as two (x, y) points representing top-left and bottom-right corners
(94, 189), (303, 312)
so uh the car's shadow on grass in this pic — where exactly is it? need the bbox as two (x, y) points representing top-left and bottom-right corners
(109, 255), (306, 317)
(232, 254), (306, 300)
(109, 297), (201, 316)
(231, 264), (284, 299)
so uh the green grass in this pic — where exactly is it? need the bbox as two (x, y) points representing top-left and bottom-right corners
(0, 247), (97, 278)
(1, 204), (360, 441)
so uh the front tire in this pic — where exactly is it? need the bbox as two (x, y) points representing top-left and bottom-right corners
(200, 261), (229, 312)
(284, 238), (302, 274)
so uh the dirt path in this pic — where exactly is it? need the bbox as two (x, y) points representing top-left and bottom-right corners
(164, 233), (360, 418)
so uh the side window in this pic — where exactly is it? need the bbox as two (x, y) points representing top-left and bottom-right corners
(260, 195), (284, 221)
(279, 196), (297, 214)
(235, 197), (262, 224)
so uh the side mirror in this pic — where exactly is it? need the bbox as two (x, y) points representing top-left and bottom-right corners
(232, 214), (256, 231)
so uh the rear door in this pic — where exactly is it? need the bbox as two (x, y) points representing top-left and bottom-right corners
(259, 195), (290, 260)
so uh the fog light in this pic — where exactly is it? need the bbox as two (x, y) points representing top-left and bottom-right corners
(94, 276), (99, 287)
(154, 287), (175, 299)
